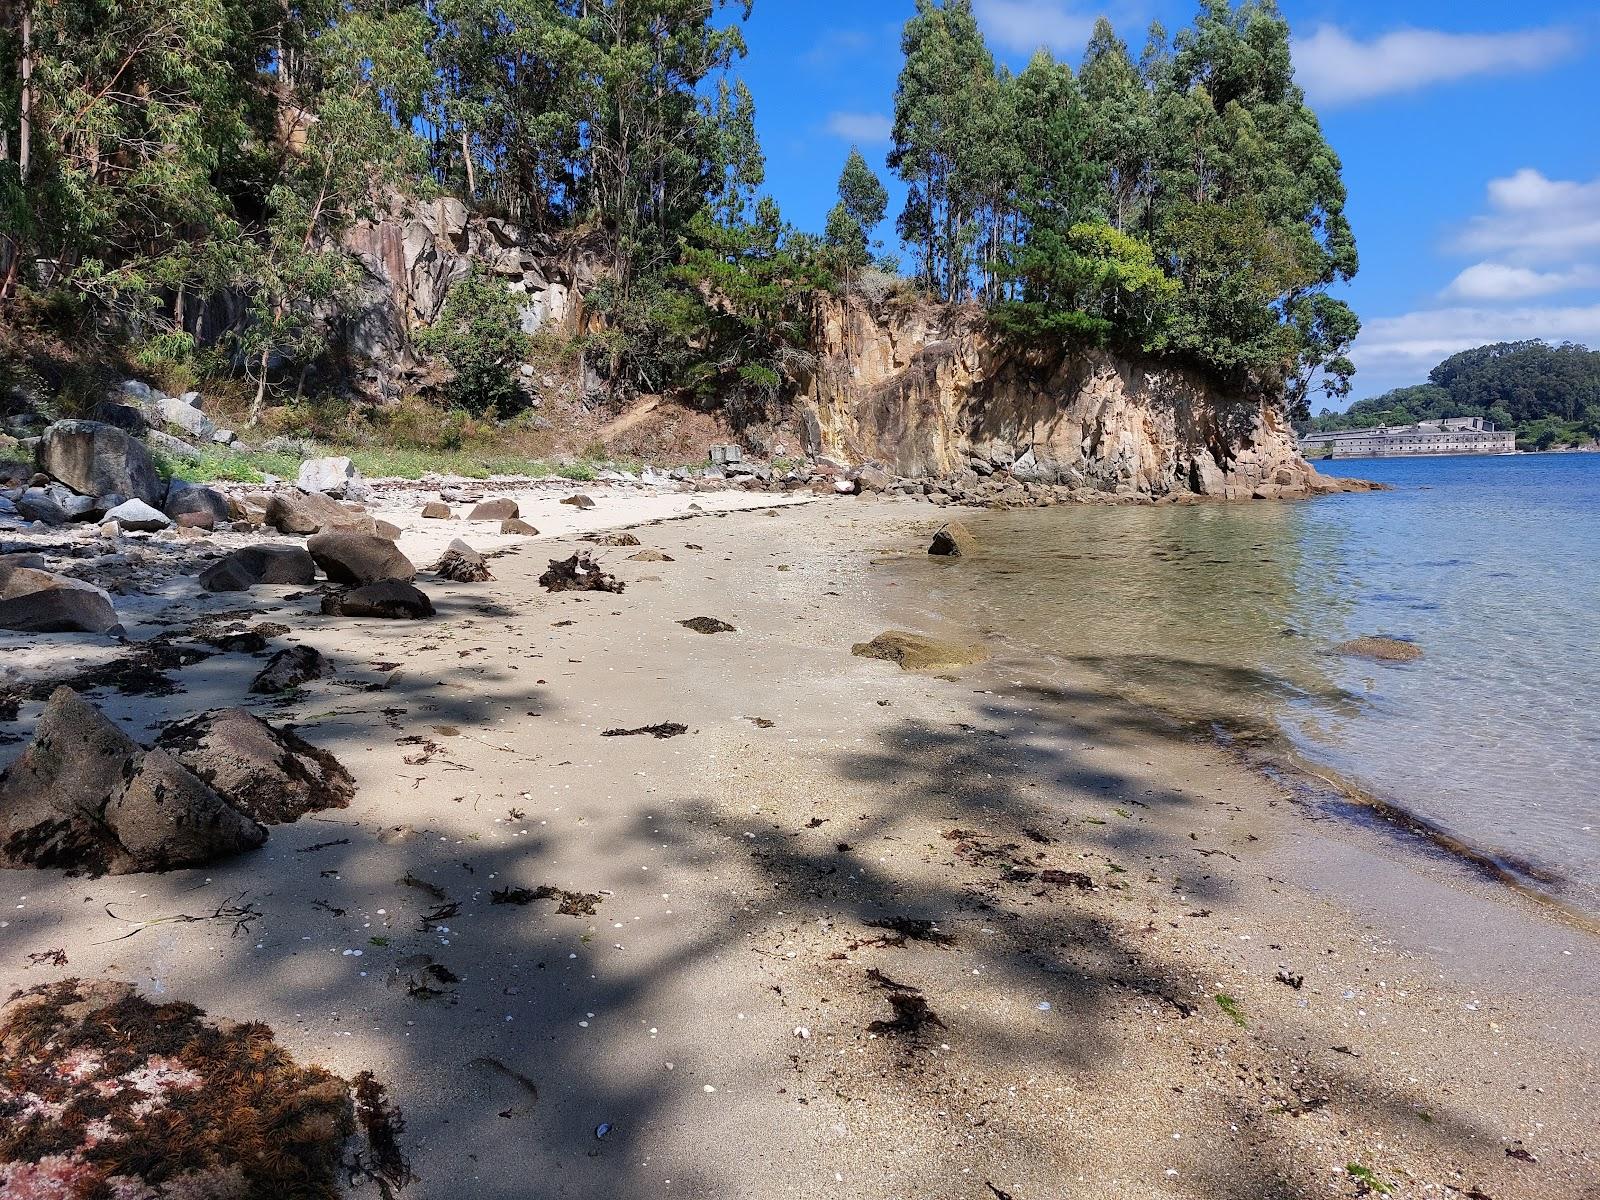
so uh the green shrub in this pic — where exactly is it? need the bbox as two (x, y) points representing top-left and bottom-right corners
(418, 268), (531, 417)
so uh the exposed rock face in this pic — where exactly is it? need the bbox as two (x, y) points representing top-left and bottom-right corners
(199, 545), (318, 592)
(801, 295), (1326, 499)
(35, 420), (165, 506)
(158, 708), (356, 824)
(0, 688), (266, 874)
(338, 196), (604, 373)
(0, 569), (120, 634)
(308, 531), (416, 585)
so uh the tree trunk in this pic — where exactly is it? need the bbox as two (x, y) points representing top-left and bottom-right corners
(249, 344), (271, 425)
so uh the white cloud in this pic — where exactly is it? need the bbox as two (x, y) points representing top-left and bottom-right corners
(1292, 24), (1577, 106)
(975, 0), (1097, 56)
(1456, 169), (1600, 264)
(825, 111), (893, 146)
(1444, 262), (1600, 301)
(1352, 303), (1600, 386)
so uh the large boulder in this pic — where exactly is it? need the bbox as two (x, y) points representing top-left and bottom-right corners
(103, 498), (172, 531)
(36, 420), (165, 506)
(0, 688), (265, 874)
(15, 487), (68, 525)
(154, 394), (218, 441)
(297, 455), (370, 500)
(158, 708), (355, 824)
(0, 568), (120, 634)
(164, 481), (230, 530)
(307, 531), (415, 585)
(323, 580), (434, 619)
(266, 489), (376, 536)
(199, 545), (317, 592)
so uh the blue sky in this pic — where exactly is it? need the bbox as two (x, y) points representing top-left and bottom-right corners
(729, 0), (1600, 407)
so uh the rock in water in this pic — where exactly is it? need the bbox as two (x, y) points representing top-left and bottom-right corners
(266, 489), (376, 535)
(199, 545), (318, 592)
(35, 420), (165, 505)
(0, 688), (265, 873)
(0, 568), (120, 634)
(323, 581), (435, 619)
(1339, 636), (1424, 663)
(928, 521), (978, 557)
(158, 708), (355, 824)
(298, 455), (370, 500)
(539, 552), (623, 593)
(851, 631), (988, 672)
(163, 480), (230, 529)
(250, 644), (331, 693)
(434, 539), (491, 582)
(560, 494), (596, 510)
(102, 498), (171, 531)
(469, 497), (519, 521)
(307, 531), (416, 585)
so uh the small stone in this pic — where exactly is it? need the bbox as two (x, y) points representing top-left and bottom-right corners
(560, 494), (596, 509)
(422, 501), (453, 520)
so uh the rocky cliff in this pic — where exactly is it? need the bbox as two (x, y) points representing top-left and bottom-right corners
(796, 293), (1328, 499)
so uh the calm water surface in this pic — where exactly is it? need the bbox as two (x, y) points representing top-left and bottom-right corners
(895, 454), (1600, 914)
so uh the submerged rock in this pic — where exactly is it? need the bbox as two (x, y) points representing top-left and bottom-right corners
(851, 631), (988, 672)
(928, 521), (978, 557)
(158, 708), (355, 825)
(1339, 636), (1424, 663)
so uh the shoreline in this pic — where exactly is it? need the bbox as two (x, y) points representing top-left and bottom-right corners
(1, 488), (1595, 1197)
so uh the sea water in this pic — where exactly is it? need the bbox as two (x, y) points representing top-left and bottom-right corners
(893, 454), (1600, 915)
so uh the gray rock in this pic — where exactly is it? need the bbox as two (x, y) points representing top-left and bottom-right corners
(103, 498), (172, 531)
(297, 455), (370, 500)
(266, 489), (375, 536)
(853, 464), (893, 492)
(0, 568), (119, 634)
(0, 687), (265, 874)
(157, 707), (355, 824)
(249, 644), (331, 693)
(16, 488), (68, 525)
(36, 420), (166, 505)
(323, 580), (434, 619)
(120, 380), (159, 403)
(307, 531), (416, 585)
(178, 390), (204, 409)
(155, 395), (217, 441)
(199, 545), (317, 592)
(212, 428), (237, 445)
(163, 481), (230, 529)
(90, 402), (148, 434)
(146, 429), (201, 463)
(468, 497), (518, 521)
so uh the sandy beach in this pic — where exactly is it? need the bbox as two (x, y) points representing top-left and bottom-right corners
(1, 487), (1595, 1200)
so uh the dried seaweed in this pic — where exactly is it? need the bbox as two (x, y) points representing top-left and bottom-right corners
(349, 1071), (414, 1199)
(491, 885), (601, 916)
(539, 552), (623, 594)
(601, 722), (688, 739)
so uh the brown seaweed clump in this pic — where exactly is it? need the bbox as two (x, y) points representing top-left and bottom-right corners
(539, 552), (623, 594)
(0, 979), (407, 1199)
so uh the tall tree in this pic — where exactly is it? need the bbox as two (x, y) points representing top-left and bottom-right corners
(824, 146), (888, 269)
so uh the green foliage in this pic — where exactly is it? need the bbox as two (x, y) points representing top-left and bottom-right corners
(1214, 993), (1248, 1027)
(995, 221), (1178, 348)
(825, 148), (889, 269)
(1309, 341), (1600, 446)
(1345, 1164), (1394, 1196)
(418, 267), (532, 416)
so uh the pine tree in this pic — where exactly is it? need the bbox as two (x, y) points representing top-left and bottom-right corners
(824, 147), (888, 269)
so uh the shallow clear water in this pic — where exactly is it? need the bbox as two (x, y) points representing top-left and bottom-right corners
(895, 454), (1600, 914)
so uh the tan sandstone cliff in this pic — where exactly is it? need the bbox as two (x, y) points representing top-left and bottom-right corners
(797, 293), (1333, 499)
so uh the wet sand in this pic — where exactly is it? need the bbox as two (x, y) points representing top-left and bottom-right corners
(1, 491), (1595, 1199)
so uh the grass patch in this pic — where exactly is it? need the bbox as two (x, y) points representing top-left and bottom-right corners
(1214, 993), (1248, 1028)
(1345, 1163), (1394, 1195)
